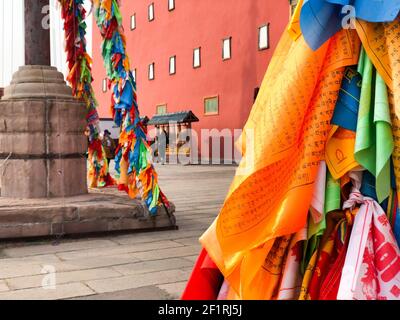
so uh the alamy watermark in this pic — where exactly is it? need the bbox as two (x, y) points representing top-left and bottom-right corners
(41, 265), (57, 290)
(147, 124), (255, 174)
(341, 5), (356, 30)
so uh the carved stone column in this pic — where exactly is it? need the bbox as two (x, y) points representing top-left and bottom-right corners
(24, 0), (51, 66)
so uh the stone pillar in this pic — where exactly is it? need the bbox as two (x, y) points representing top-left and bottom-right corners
(24, 0), (51, 66)
(0, 66), (88, 198)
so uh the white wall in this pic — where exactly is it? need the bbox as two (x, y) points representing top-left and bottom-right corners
(0, 0), (93, 88)
(0, 0), (24, 88)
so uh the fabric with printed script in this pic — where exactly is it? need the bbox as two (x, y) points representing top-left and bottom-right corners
(277, 228), (307, 300)
(337, 173), (400, 300)
(310, 162), (327, 224)
(356, 21), (400, 202)
(198, 28), (360, 299)
(354, 49), (394, 203)
(325, 66), (362, 179)
(314, 211), (355, 300)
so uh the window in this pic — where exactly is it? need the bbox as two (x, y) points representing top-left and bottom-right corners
(222, 37), (232, 60)
(148, 3), (154, 21)
(193, 47), (201, 68)
(102, 79), (107, 93)
(130, 14), (136, 30)
(168, 0), (175, 11)
(204, 96), (219, 115)
(156, 104), (167, 115)
(148, 63), (155, 80)
(132, 68), (137, 82)
(169, 56), (176, 75)
(258, 24), (270, 50)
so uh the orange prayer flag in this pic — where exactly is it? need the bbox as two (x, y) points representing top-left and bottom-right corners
(287, 0), (304, 41)
(200, 28), (360, 299)
(325, 126), (360, 180)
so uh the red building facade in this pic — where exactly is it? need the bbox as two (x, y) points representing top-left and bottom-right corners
(92, 0), (291, 161)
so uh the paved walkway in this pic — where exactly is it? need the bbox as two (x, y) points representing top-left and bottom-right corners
(0, 165), (235, 300)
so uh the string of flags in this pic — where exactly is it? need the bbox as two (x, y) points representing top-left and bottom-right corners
(92, 0), (170, 215)
(58, 0), (115, 188)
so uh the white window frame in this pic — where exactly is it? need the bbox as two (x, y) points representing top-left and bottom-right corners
(102, 79), (107, 93)
(193, 47), (201, 69)
(168, 0), (175, 11)
(130, 14), (136, 30)
(132, 68), (137, 82)
(222, 37), (232, 60)
(148, 3), (155, 21)
(169, 56), (176, 75)
(258, 24), (270, 50)
(148, 63), (155, 80)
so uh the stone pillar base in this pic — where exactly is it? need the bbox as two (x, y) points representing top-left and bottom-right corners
(0, 192), (177, 240)
(0, 65), (88, 199)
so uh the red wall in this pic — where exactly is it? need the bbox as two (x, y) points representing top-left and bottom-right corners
(92, 0), (290, 158)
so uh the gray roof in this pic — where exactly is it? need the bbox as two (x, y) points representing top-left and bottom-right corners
(148, 111), (199, 126)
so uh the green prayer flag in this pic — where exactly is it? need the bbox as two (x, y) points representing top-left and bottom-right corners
(354, 49), (394, 203)
(374, 73), (394, 202)
(324, 170), (341, 213)
(113, 0), (123, 26)
(355, 53), (375, 174)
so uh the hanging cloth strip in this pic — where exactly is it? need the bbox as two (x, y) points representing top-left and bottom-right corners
(337, 172), (400, 300)
(354, 48), (394, 203)
(299, 0), (400, 50)
(92, 0), (169, 215)
(276, 227), (307, 300)
(196, 27), (360, 300)
(300, 162), (328, 274)
(181, 248), (224, 300)
(361, 166), (400, 248)
(299, 209), (356, 300)
(325, 66), (362, 180)
(352, 19), (400, 248)
(58, 0), (115, 188)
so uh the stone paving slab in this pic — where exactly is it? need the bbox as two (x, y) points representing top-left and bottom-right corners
(158, 281), (188, 300)
(86, 269), (192, 294)
(112, 257), (194, 276)
(0, 254), (61, 266)
(71, 286), (171, 300)
(0, 164), (236, 299)
(0, 264), (44, 279)
(111, 229), (203, 245)
(182, 255), (200, 263)
(2, 239), (117, 258)
(130, 245), (202, 261)
(6, 267), (123, 291)
(0, 283), (95, 300)
(0, 280), (9, 292)
(56, 240), (183, 261)
(172, 237), (201, 246)
(45, 254), (142, 273)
